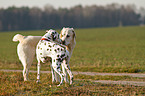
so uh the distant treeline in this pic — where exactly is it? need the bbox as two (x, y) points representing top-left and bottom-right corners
(0, 4), (142, 31)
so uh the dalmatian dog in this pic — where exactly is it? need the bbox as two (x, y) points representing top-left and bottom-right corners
(36, 29), (73, 86)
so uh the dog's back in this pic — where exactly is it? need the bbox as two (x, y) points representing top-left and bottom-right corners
(23, 36), (42, 47)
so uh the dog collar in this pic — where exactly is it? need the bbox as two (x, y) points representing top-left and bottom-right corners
(41, 38), (50, 41)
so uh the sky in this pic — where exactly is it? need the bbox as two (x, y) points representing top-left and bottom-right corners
(0, 0), (145, 9)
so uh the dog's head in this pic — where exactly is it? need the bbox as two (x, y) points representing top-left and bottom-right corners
(44, 29), (61, 43)
(60, 27), (76, 46)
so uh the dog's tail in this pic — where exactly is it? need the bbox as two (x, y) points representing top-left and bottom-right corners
(12, 34), (25, 42)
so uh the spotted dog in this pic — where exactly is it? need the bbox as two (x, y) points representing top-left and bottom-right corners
(36, 29), (73, 86)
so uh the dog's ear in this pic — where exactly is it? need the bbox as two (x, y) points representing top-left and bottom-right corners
(60, 28), (65, 38)
(46, 30), (49, 33)
(60, 31), (62, 38)
(71, 28), (76, 38)
(73, 31), (76, 38)
(51, 33), (56, 41)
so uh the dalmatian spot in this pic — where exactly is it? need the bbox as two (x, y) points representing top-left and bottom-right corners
(48, 37), (51, 39)
(60, 58), (63, 62)
(47, 49), (49, 51)
(48, 45), (52, 48)
(61, 54), (65, 58)
(38, 46), (40, 49)
(56, 58), (60, 61)
(57, 48), (60, 51)
(57, 34), (59, 37)
(56, 58), (62, 62)
(57, 55), (59, 57)
(58, 63), (61, 66)
(53, 44), (56, 47)
(44, 42), (46, 45)
(57, 66), (60, 69)
(61, 48), (63, 51)
(40, 53), (42, 55)
(43, 57), (47, 60)
(54, 49), (57, 52)
(64, 50), (66, 52)
(50, 49), (52, 51)
(53, 59), (55, 62)
(67, 65), (70, 69)
(40, 48), (42, 50)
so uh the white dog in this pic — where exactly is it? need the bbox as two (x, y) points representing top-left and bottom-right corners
(12, 34), (41, 81)
(36, 29), (73, 86)
(12, 27), (76, 82)
(60, 27), (76, 58)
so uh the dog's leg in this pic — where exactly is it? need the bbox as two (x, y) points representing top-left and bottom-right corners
(21, 60), (28, 81)
(52, 62), (64, 86)
(53, 68), (64, 86)
(23, 65), (27, 81)
(63, 61), (73, 85)
(25, 61), (32, 81)
(51, 64), (56, 83)
(55, 71), (60, 83)
(62, 61), (69, 83)
(36, 60), (41, 83)
(26, 67), (29, 81)
(51, 66), (60, 83)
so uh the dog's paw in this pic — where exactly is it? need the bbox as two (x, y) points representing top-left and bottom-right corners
(57, 84), (61, 87)
(36, 80), (40, 83)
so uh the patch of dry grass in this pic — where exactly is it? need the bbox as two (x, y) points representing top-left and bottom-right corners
(0, 72), (145, 95)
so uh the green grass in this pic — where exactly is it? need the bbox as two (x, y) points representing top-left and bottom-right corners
(0, 72), (145, 95)
(0, 26), (145, 73)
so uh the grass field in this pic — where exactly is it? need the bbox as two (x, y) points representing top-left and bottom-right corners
(0, 26), (145, 95)
(0, 26), (145, 73)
